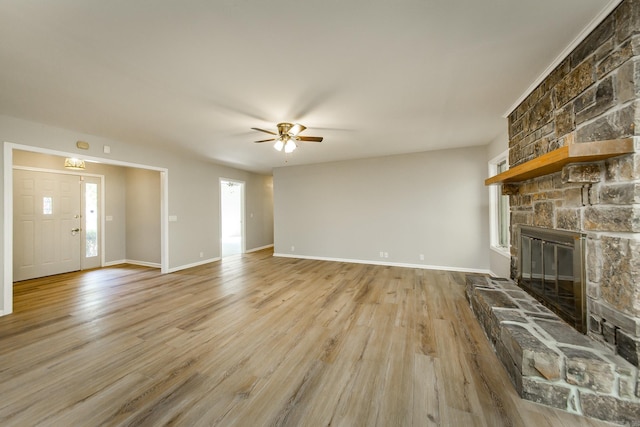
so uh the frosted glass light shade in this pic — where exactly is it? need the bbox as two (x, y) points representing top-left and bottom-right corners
(284, 140), (296, 153)
(64, 157), (86, 170)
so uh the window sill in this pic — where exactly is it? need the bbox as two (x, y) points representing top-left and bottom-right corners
(490, 245), (510, 258)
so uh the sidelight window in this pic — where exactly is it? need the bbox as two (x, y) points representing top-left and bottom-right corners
(85, 182), (98, 257)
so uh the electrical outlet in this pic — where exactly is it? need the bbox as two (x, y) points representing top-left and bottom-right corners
(291, 246), (295, 252)
(384, 252), (389, 258)
(419, 254), (424, 261)
(379, 251), (384, 258)
(199, 252), (204, 258)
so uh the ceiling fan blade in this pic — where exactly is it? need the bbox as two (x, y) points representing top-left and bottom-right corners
(251, 127), (278, 136)
(296, 136), (323, 142)
(289, 123), (306, 136)
(254, 138), (276, 143)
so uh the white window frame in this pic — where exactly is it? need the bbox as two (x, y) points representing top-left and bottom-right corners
(489, 150), (510, 257)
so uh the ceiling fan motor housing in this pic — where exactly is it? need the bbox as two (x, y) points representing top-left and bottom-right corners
(277, 122), (293, 135)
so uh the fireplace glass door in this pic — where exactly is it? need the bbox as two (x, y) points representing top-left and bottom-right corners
(518, 226), (586, 333)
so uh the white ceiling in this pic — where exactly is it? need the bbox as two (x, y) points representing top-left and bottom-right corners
(0, 1), (618, 173)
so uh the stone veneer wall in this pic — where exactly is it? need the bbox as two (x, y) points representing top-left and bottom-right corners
(506, 0), (640, 367)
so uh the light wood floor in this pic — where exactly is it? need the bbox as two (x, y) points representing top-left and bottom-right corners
(0, 250), (617, 426)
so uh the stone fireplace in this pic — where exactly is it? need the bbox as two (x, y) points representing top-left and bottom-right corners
(505, 0), (640, 369)
(468, 1), (640, 423)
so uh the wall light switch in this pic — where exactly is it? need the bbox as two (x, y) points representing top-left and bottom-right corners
(169, 215), (178, 222)
(103, 145), (111, 154)
(105, 215), (113, 222)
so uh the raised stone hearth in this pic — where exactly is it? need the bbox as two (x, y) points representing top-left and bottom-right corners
(466, 274), (640, 425)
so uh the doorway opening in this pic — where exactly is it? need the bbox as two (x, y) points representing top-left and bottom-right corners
(220, 179), (245, 257)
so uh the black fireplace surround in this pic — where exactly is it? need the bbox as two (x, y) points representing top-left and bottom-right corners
(517, 225), (586, 333)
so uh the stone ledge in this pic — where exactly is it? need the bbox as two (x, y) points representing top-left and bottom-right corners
(466, 274), (640, 426)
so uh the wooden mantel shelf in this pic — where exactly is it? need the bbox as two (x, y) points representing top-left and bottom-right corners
(485, 138), (635, 185)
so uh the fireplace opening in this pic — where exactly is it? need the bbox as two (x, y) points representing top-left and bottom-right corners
(517, 226), (586, 333)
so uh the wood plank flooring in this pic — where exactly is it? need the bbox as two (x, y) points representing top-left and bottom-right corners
(0, 250), (617, 426)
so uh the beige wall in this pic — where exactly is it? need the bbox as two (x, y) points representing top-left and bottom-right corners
(125, 168), (161, 264)
(273, 146), (490, 272)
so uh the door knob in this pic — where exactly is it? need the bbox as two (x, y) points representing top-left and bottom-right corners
(71, 228), (81, 235)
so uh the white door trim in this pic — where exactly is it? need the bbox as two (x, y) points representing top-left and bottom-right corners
(3, 142), (169, 316)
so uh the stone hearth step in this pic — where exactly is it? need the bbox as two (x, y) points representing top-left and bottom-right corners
(466, 274), (640, 426)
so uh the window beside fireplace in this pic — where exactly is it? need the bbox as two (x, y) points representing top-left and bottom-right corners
(489, 151), (510, 253)
(518, 226), (586, 333)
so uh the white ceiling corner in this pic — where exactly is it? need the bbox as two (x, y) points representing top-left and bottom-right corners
(502, 0), (624, 117)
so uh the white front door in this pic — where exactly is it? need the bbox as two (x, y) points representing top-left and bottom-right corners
(13, 169), (82, 281)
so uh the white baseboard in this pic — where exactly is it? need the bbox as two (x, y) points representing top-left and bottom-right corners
(126, 260), (161, 268)
(104, 259), (161, 269)
(246, 244), (274, 253)
(167, 257), (220, 273)
(273, 253), (491, 275)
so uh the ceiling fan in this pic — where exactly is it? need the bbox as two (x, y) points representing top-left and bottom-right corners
(251, 122), (323, 153)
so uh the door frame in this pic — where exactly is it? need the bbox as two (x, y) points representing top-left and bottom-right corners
(3, 142), (169, 316)
(219, 178), (245, 258)
(13, 166), (106, 271)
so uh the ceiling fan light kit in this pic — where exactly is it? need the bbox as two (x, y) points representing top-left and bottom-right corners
(251, 122), (323, 154)
(284, 138), (296, 153)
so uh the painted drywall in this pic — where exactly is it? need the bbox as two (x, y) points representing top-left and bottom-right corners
(0, 114), (274, 314)
(105, 166), (127, 263)
(1, 142), (4, 313)
(273, 146), (490, 271)
(487, 129), (509, 161)
(125, 168), (161, 264)
(12, 150), (128, 264)
(486, 130), (511, 278)
(244, 174), (274, 251)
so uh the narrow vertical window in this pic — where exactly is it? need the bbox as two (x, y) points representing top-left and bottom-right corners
(489, 152), (510, 252)
(496, 160), (509, 248)
(85, 183), (98, 257)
